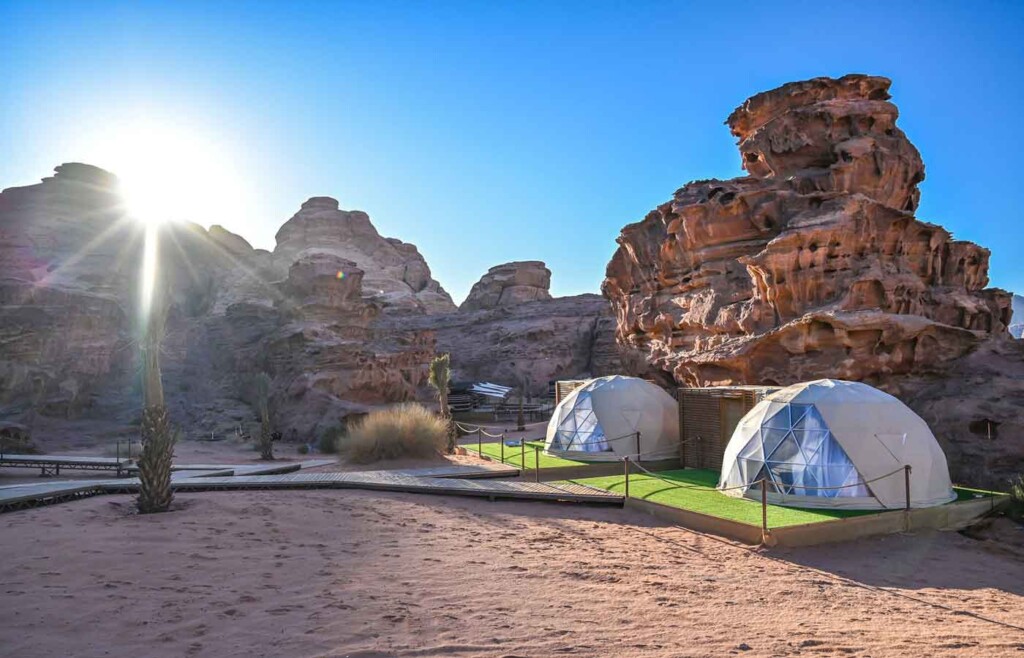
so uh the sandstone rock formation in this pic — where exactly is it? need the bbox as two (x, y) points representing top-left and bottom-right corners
(0, 168), (622, 447)
(459, 261), (552, 310)
(406, 293), (624, 396)
(603, 74), (1023, 488)
(274, 197), (455, 314)
(1011, 294), (1023, 339)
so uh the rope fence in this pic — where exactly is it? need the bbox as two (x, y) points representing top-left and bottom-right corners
(622, 457), (914, 542)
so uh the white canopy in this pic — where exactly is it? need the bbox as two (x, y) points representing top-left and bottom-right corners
(718, 379), (956, 510)
(544, 376), (679, 462)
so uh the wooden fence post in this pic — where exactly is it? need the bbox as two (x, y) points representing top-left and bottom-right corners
(534, 445), (539, 482)
(477, 428), (482, 457)
(624, 457), (630, 499)
(761, 479), (768, 543)
(904, 465), (912, 511)
(500, 433), (505, 464)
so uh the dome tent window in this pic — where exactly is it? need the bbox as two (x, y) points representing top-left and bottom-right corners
(552, 391), (609, 453)
(719, 379), (956, 510)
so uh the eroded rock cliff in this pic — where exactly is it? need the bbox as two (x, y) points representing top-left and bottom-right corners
(603, 74), (1023, 487)
(0, 171), (620, 446)
(1011, 294), (1023, 339)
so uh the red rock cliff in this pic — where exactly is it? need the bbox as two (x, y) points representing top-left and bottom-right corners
(603, 74), (1022, 487)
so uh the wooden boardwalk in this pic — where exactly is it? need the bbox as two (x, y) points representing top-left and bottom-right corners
(0, 461), (618, 511)
(0, 454), (129, 476)
(145, 472), (622, 504)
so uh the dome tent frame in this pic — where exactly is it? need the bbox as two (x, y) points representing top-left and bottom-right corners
(544, 376), (679, 462)
(718, 379), (956, 510)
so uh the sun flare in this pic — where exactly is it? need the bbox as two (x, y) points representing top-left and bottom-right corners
(83, 118), (250, 227)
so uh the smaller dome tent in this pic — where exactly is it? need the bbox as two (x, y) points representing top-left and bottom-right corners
(544, 376), (679, 461)
(718, 379), (955, 510)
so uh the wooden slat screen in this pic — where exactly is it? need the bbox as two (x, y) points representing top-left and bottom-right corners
(554, 380), (588, 406)
(678, 388), (771, 470)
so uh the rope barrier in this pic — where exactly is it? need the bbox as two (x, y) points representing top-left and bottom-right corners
(627, 459), (907, 495)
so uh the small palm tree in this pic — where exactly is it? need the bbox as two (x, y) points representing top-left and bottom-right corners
(428, 353), (455, 452)
(254, 372), (274, 461)
(136, 299), (176, 514)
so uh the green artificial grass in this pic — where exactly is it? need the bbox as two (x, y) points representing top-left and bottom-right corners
(565, 469), (1002, 529)
(462, 440), (586, 469)
(564, 469), (881, 528)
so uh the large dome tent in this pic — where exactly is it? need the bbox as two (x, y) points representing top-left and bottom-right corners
(718, 379), (956, 510)
(544, 376), (679, 461)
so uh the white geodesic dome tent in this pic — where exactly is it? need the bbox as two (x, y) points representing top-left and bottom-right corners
(718, 379), (956, 510)
(544, 375), (679, 461)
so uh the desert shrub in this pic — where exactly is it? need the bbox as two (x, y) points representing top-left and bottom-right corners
(318, 426), (342, 454)
(345, 404), (447, 464)
(1010, 475), (1024, 520)
(297, 443), (310, 455)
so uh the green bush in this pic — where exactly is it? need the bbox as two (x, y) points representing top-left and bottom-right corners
(317, 426), (342, 454)
(345, 404), (447, 464)
(1010, 475), (1024, 520)
(297, 443), (310, 455)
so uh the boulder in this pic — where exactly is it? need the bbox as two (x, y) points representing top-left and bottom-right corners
(274, 197), (456, 314)
(460, 261), (553, 310)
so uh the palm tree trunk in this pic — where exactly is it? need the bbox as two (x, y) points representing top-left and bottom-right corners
(136, 275), (175, 514)
(137, 404), (175, 513)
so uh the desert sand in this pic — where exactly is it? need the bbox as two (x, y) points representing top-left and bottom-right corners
(2, 487), (1023, 658)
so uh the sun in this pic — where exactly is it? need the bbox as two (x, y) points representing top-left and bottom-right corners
(84, 118), (251, 228)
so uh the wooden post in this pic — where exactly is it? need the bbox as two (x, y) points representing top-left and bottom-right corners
(904, 465), (912, 511)
(624, 457), (630, 499)
(635, 431), (642, 463)
(116, 440), (120, 463)
(534, 445), (539, 481)
(500, 434), (505, 464)
(761, 479), (768, 542)
(477, 428), (482, 457)
(521, 440), (525, 470)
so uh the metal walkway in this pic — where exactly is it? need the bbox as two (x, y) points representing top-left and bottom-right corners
(0, 461), (619, 511)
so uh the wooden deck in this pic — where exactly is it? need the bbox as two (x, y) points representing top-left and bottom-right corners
(0, 454), (130, 476)
(356, 463), (520, 479)
(147, 472), (622, 504)
(0, 481), (107, 511)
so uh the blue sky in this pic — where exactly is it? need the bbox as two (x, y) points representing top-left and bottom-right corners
(2, 1), (1022, 303)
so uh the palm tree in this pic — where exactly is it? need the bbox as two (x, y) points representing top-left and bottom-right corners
(428, 353), (455, 452)
(254, 372), (274, 460)
(136, 297), (176, 514)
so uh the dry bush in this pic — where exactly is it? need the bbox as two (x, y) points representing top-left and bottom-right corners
(345, 404), (447, 464)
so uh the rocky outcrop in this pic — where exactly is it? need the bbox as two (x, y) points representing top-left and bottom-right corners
(402, 293), (626, 396)
(1011, 294), (1023, 339)
(0, 167), (623, 447)
(603, 74), (1022, 488)
(0, 163), (137, 420)
(460, 261), (552, 310)
(274, 197), (455, 314)
(0, 170), (444, 443)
